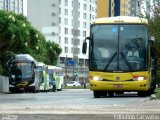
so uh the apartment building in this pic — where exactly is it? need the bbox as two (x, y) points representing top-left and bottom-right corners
(27, 0), (97, 82)
(0, 0), (23, 14)
(129, 0), (141, 16)
(97, 0), (129, 17)
(119, 0), (129, 16)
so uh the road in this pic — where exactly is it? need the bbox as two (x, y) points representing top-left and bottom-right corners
(0, 89), (149, 106)
(0, 89), (160, 120)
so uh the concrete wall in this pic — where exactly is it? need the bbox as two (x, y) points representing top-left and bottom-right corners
(0, 75), (9, 93)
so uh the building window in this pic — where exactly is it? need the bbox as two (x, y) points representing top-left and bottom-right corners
(65, 0), (68, 6)
(78, 2), (80, 9)
(59, 8), (61, 14)
(72, 39), (80, 45)
(65, 28), (68, 34)
(65, 47), (68, 53)
(83, 22), (86, 28)
(73, 30), (80, 36)
(71, 38), (74, 44)
(83, 4), (87, 10)
(65, 37), (68, 44)
(65, 9), (68, 15)
(59, 17), (61, 23)
(59, 36), (61, 43)
(83, 13), (86, 19)
(92, 15), (95, 19)
(64, 18), (68, 25)
(71, 47), (80, 54)
(83, 31), (86, 37)
(79, 59), (84, 66)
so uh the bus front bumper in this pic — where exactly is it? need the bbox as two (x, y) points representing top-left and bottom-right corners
(89, 80), (149, 91)
(9, 85), (36, 92)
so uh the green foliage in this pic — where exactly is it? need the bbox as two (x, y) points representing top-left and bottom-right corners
(0, 10), (62, 75)
(0, 64), (3, 75)
(157, 70), (160, 83)
(154, 87), (160, 99)
(139, 0), (160, 61)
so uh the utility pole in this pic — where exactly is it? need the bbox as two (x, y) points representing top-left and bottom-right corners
(72, 0), (79, 81)
(65, 55), (68, 83)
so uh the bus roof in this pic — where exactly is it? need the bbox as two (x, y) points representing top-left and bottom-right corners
(92, 16), (148, 24)
(37, 62), (45, 66)
(48, 66), (62, 70)
(11, 54), (37, 63)
(48, 65), (56, 69)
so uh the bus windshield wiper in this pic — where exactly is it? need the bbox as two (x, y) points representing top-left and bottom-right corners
(104, 52), (117, 71)
(120, 52), (132, 71)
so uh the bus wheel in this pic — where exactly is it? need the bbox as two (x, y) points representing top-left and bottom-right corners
(108, 91), (114, 97)
(138, 91), (147, 97)
(93, 91), (101, 98)
(58, 85), (63, 91)
(32, 87), (37, 93)
(36, 89), (39, 93)
(10, 89), (15, 93)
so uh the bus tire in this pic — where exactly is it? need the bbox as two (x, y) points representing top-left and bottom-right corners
(108, 91), (114, 97)
(31, 86), (37, 93)
(36, 89), (39, 93)
(138, 91), (147, 97)
(93, 91), (101, 98)
(10, 89), (15, 93)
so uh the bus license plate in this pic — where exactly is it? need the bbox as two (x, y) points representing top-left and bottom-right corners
(113, 84), (123, 88)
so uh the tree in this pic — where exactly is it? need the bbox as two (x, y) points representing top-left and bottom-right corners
(0, 10), (62, 75)
(139, 0), (160, 66)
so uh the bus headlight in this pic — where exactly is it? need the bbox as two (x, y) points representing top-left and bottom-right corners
(133, 75), (147, 81)
(92, 76), (103, 81)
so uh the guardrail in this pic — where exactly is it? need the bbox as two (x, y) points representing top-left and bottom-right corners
(0, 75), (9, 93)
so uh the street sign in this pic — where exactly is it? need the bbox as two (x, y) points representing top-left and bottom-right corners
(66, 60), (76, 65)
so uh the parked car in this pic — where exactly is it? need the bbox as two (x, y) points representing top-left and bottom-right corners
(66, 81), (81, 86)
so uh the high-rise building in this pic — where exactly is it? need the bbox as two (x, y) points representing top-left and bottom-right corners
(119, 0), (129, 16)
(0, 0), (23, 14)
(128, 0), (141, 16)
(97, 0), (129, 17)
(27, 0), (97, 81)
(129, 0), (151, 17)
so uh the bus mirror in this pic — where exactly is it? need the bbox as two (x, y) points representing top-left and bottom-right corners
(149, 36), (155, 45)
(82, 41), (87, 54)
(82, 37), (90, 54)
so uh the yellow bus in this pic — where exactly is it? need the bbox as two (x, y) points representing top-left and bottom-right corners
(82, 16), (157, 98)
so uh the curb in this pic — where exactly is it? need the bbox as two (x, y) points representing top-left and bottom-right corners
(150, 94), (158, 100)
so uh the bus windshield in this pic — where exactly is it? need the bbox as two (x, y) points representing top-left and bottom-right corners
(10, 62), (34, 79)
(89, 24), (148, 72)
